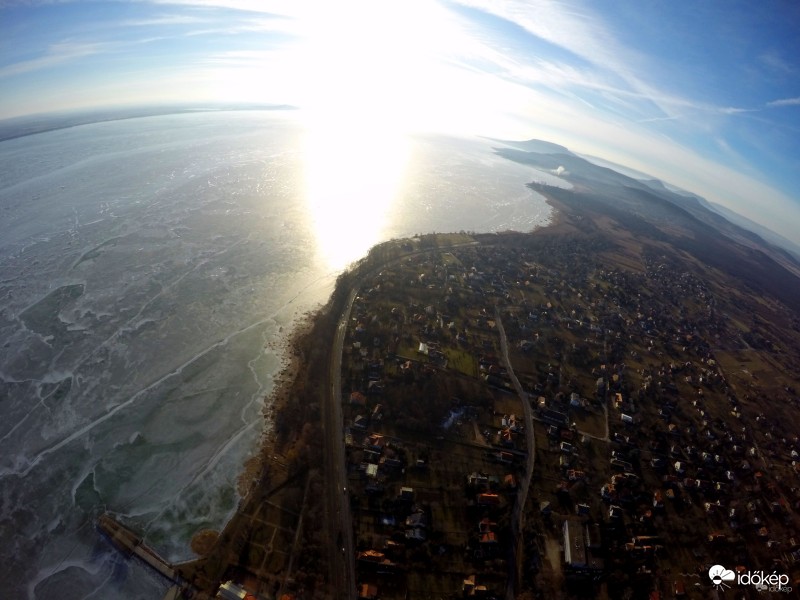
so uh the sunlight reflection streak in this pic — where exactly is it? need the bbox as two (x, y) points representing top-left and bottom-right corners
(303, 122), (409, 271)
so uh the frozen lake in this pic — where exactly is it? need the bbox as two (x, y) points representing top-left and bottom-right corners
(0, 110), (552, 599)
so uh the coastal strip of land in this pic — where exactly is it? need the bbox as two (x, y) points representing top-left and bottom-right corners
(99, 184), (800, 599)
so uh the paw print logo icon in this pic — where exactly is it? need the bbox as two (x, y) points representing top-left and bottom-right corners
(708, 564), (735, 590)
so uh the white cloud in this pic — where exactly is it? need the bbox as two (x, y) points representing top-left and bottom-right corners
(718, 106), (754, 115)
(759, 51), (794, 75)
(1, 0), (796, 241)
(0, 42), (103, 78)
(148, 0), (301, 15)
(120, 14), (209, 27)
(449, 1), (658, 101)
(446, 0), (759, 126)
(475, 75), (800, 240)
(767, 97), (800, 108)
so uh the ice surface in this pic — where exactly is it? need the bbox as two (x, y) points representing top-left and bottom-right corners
(0, 111), (551, 598)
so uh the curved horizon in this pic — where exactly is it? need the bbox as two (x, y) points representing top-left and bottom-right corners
(1, 0), (798, 242)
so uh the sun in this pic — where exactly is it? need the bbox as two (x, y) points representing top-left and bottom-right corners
(302, 117), (410, 271)
(296, 1), (440, 270)
(297, 1), (453, 133)
(286, 1), (514, 270)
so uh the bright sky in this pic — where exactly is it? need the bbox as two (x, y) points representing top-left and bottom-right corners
(1, 0), (799, 242)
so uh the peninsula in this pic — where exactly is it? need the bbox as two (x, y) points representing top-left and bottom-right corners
(99, 145), (800, 600)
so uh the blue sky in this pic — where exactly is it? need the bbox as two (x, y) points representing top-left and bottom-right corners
(1, 0), (799, 241)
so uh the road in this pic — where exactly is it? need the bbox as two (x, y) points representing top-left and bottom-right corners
(320, 240), (486, 597)
(322, 287), (358, 599)
(494, 307), (535, 600)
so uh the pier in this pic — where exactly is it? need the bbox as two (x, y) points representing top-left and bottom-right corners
(96, 513), (180, 584)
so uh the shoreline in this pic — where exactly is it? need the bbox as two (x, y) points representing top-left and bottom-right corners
(95, 154), (800, 599)
(235, 308), (320, 497)
(176, 302), (328, 594)
(252, 196), (560, 454)
(261, 313), (315, 445)
(177, 209), (568, 595)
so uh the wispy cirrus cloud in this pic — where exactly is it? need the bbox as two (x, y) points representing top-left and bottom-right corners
(0, 42), (104, 78)
(759, 51), (794, 75)
(148, 0), (298, 15)
(767, 97), (800, 108)
(119, 14), (209, 27)
(445, 0), (757, 126)
(182, 14), (300, 37)
(121, 8), (298, 31)
(448, 2), (651, 92)
(719, 106), (755, 115)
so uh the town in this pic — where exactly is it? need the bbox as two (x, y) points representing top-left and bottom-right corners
(331, 228), (800, 599)
(101, 215), (800, 600)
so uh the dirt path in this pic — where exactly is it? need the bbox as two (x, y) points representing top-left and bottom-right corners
(544, 536), (564, 595)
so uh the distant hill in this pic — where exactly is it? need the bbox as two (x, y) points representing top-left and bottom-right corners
(580, 153), (657, 181)
(494, 145), (652, 188)
(487, 137), (573, 156)
(493, 139), (800, 312)
(703, 201), (800, 262)
(566, 152), (800, 262)
(0, 103), (296, 143)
